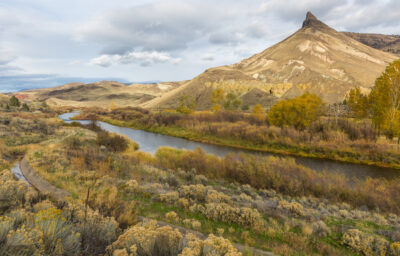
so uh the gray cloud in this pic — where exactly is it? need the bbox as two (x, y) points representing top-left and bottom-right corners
(77, 0), (278, 58)
(201, 54), (215, 61)
(78, 0), (234, 54)
(209, 32), (245, 46)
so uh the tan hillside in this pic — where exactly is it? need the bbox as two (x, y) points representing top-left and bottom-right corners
(343, 32), (400, 55)
(144, 12), (397, 109)
(0, 94), (9, 105)
(14, 80), (182, 108)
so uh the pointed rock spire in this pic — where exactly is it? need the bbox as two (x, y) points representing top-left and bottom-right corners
(302, 11), (333, 31)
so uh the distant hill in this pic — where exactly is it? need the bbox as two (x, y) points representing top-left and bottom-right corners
(14, 81), (183, 108)
(343, 32), (400, 55)
(0, 94), (9, 106)
(144, 12), (397, 110)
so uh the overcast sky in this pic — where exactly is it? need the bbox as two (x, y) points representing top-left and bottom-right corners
(1, 0), (399, 92)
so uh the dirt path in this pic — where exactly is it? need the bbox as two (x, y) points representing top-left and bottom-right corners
(20, 158), (273, 256)
(20, 157), (71, 200)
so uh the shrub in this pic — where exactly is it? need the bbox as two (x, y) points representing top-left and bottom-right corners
(202, 203), (265, 229)
(278, 200), (304, 216)
(390, 243), (400, 256)
(175, 198), (189, 209)
(311, 221), (330, 237)
(160, 192), (179, 204)
(65, 136), (82, 149)
(342, 229), (388, 256)
(0, 169), (39, 213)
(97, 131), (129, 152)
(179, 184), (207, 202)
(165, 211), (179, 222)
(300, 222), (313, 236)
(206, 190), (232, 204)
(267, 93), (324, 130)
(106, 221), (183, 256)
(91, 185), (137, 227)
(31, 208), (81, 255)
(191, 220), (201, 230)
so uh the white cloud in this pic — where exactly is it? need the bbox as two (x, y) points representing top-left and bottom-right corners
(90, 51), (182, 67)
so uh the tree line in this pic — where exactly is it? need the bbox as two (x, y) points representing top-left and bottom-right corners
(347, 60), (400, 140)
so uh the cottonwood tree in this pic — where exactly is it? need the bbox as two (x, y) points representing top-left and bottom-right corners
(252, 104), (266, 121)
(267, 93), (324, 130)
(211, 88), (225, 112)
(369, 60), (400, 139)
(347, 87), (369, 118)
(223, 93), (241, 111)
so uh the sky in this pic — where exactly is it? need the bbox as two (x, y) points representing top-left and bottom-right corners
(0, 0), (400, 92)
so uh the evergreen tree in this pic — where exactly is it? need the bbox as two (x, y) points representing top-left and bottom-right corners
(9, 96), (20, 107)
(22, 103), (30, 111)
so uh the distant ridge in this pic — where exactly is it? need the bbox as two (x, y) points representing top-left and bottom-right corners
(343, 32), (400, 55)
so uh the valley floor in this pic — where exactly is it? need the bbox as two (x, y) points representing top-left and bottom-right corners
(1, 108), (400, 255)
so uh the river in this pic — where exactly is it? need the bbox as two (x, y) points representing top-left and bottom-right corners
(11, 162), (30, 186)
(59, 112), (400, 180)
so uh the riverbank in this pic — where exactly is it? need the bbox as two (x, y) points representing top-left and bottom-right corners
(94, 116), (400, 171)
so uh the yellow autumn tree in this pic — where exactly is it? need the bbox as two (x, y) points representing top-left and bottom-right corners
(267, 93), (324, 130)
(110, 101), (117, 111)
(346, 87), (369, 118)
(369, 59), (400, 139)
(211, 88), (225, 112)
(252, 104), (266, 121)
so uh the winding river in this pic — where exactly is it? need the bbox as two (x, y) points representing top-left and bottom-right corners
(59, 112), (400, 180)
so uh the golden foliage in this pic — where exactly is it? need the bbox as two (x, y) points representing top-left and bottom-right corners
(267, 93), (324, 130)
(252, 104), (266, 121)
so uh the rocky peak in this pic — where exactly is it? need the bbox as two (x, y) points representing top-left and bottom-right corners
(302, 11), (333, 31)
